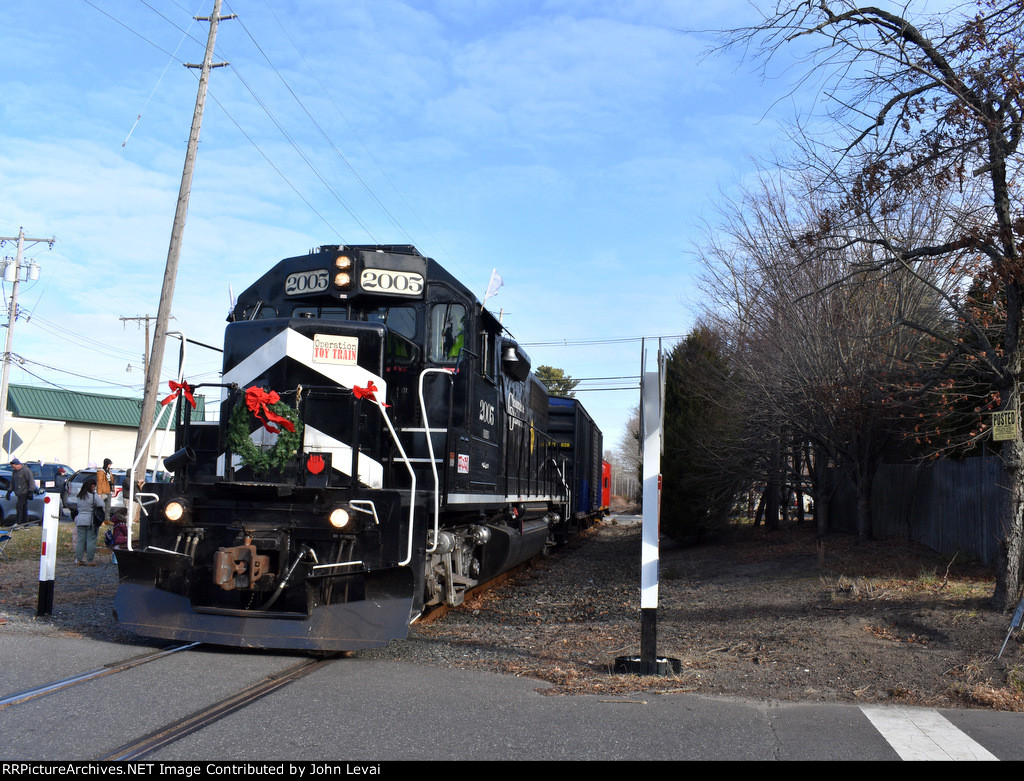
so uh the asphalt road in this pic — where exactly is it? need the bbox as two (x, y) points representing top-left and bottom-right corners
(2, 634), (1023, 762)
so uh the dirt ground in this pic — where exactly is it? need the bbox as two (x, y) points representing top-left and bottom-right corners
(2, 519), (1023, 709)
(406, 519), (1024, 708)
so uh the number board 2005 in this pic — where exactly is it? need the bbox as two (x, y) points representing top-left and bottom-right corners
(360, 269), (424, 296)
(285, 269), (330, 295)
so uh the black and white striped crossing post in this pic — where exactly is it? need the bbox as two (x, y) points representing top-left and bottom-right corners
(616, 344), (679, 676)
(37, 493), (57, 615)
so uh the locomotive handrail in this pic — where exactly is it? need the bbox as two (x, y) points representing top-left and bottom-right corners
(418, 367), (456, 554)
(548, 458), (571, 518)
(134, 492), (161, 518)
(555, 457), (572, 530)
(362, 392), (417, 566)
(127, 331), (188, 552)
(349, 500), (380, 525)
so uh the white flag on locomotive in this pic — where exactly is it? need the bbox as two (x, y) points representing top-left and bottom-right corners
(483, 269), (504, 304)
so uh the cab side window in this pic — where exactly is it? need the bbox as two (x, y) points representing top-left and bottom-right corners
(431, 303), (467, 363)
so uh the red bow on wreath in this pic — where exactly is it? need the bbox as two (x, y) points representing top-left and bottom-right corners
(245, 386), (296, 433)
(161, 380), (196, 408)
(353, 381), (389, 408)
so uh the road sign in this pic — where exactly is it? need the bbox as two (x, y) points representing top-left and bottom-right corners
(2, 428), (22, 455)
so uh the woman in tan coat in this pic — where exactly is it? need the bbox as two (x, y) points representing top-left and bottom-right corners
(96, 458), (113, 521)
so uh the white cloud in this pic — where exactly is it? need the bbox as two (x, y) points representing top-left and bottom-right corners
(0, 0), (802, 446)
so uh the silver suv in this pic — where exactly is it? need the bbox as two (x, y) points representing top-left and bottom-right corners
(60, 469), (127, 519)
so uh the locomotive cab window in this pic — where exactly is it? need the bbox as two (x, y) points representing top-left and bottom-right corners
(291, 305), (349, 319)
(431, 303), (467, 364)
(364, 305), (417, 340)
(253, 304), (276, 319)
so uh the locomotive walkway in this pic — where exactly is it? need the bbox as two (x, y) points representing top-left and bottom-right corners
(2, 632), (1023, 761)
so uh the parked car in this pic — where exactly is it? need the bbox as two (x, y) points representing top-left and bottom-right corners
(60, 468), (127, 520)
(0, 461), (74, 492)
(0, 470), (50, 525)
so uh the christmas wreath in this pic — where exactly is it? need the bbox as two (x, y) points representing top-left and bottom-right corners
(226, 386), (304, 475)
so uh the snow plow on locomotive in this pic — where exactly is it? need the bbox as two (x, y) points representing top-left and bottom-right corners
(113, 245), (605, 651)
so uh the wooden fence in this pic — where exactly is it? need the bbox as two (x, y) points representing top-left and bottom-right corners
(828, 456), (1005, 565)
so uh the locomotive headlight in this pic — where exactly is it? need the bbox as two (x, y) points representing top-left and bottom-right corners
(164, 498), (191, 524)
(329, 507), (351, 529)
(334, 256), (352, 290)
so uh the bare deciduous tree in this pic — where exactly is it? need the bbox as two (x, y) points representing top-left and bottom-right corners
(699, 168), (950, 541)
(714, 0), (1024, 608)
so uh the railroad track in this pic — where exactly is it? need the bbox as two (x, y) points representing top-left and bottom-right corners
(96, 655), (338, 760)
(2, 641), (339, 761)
(415, 563), (528, 623)
(0, 643), (200, 709)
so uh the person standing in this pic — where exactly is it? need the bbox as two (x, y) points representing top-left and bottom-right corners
(10, 458), (36, 526)
(75, 478), (101, 566)
(64, 473), (80, 563)
(96, 458), (113, 521)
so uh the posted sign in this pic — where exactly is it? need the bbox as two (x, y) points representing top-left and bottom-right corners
(993, 410), (1019, 441)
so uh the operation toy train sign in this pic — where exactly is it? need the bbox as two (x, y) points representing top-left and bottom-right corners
(312, 334), (358, 365)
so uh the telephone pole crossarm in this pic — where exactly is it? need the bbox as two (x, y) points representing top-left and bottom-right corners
(0, 229), (56, 453)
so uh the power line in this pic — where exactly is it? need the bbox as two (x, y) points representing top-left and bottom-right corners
(522, 334), (686, 348)
(230, 8), (411, 244)
(253, 0), (464, 275)
(15, 356), (138, 389)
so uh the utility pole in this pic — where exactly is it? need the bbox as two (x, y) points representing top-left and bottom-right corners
(0, 228), (55, 455)
(134, 0), (234, 474)
(120, 315), (157, 378)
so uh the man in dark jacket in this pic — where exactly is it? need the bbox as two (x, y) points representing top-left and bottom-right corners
(11, 458), (36, 525)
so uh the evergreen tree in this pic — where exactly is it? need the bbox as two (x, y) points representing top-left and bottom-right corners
(536, 365), (579, 397)
(660, 326), (748, 542)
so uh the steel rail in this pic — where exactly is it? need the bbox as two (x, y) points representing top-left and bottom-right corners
(97, 655), (337, 761)
(0, 643), (200, 710)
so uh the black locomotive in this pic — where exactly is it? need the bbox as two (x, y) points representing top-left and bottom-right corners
(113, 245), (605, 651)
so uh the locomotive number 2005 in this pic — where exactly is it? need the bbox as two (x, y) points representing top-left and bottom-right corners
(285, 270), (330, 295)
(360, 269), (424, 296)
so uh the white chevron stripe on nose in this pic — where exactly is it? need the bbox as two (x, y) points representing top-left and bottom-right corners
(303, 423), (383, 488)
(223, 327), (387, 397)
(219, 327), (389, 488)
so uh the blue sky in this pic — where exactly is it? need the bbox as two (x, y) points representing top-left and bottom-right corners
(1, 0), (795, 452)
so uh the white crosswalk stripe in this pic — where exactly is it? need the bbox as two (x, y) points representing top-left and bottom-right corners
(861, 705), (999, 761)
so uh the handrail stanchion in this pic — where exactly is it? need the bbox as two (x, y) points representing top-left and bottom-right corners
(418, 368), (455, 553)
(126, 332), (188, 552)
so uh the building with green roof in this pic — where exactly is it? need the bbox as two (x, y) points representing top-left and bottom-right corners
(2, 384), (206, 470)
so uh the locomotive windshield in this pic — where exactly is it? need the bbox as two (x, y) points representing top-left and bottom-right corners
(245, 300), (419, 341)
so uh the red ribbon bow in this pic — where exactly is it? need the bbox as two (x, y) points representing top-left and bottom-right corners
(353, 381), (389, 408)
(161, 380), (196, 408)
(244, 386), (296, 434)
